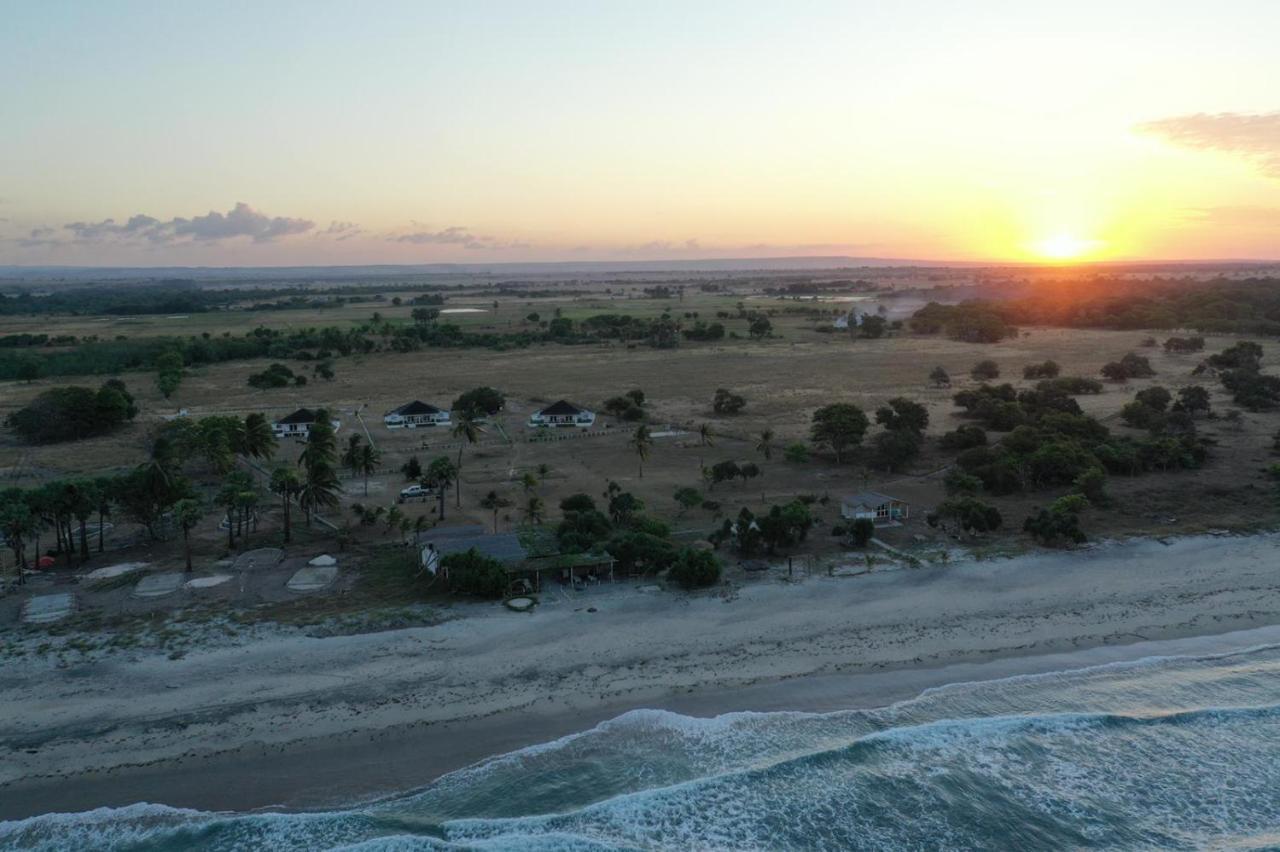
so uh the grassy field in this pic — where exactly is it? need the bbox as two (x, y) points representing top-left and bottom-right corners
(4, 285), (1277, 559)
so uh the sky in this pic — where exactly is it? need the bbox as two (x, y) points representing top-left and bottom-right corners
(2, 0), (1279, 266)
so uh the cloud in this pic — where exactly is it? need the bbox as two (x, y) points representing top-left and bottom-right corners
(321, 220), (364, 241)
(60, 202), (314, 245)
(391, 225), (528, 250)
(1183, 205), (1280, 229)
(19, 226), (60, 248)
(1137, 111), (1280, 178)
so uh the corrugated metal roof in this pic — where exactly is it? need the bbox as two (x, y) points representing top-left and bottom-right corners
(538, 400), (586, 416)
(842, 490), (902, 507)
(418, 527), (528, 563)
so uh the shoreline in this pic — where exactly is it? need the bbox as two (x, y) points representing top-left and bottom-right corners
(3, 532), (1280, 821)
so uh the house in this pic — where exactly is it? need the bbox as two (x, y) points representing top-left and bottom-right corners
(418, 525), (528, 576)
(529, 400), (596, 428)
(272, 408), (340, 439)
(418, 524), (614, 591)
(384, 400), (451, 429)
(840, 491), (909, 525)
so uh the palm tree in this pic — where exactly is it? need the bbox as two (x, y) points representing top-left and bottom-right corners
(630, 424), (652, 479)
(756, 428), (776, 461)
(270, 466), (302, 543)
(173, 498), (203, 572)
(91, 475), (115, 552)
(522, 495), (545, 525)
(240, 413), (276, 461)
(451, 412), (484, 508)
(217, 482), (241, 548)
(299, 465), (340, 526)
(357, 443), (381, 497)
(480, 490), (512, 532)
(341, 434), (365, 487)
(519, 472), (539, 493)
(1, 500), (35, 585)
(699, 423), (714, 447)
(299, 411), (340, 526)
(425, 456), (457, 521)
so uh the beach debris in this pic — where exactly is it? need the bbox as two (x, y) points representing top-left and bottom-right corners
(308, 554), (338, 567)
(83, 562), (149, 582)
(287, 564), (338, 592)
(185, 574), (233, 590)
(22, 592), (75, 624)
(233, 548), (283, 572)
(133, 572), (184, 598)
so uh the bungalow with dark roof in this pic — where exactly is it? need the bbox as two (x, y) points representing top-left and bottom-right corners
(840, 490), (909, 525)
(272, 408), (341, 439)
(529, 400), (596, 428)
(384, 400), (451, 429)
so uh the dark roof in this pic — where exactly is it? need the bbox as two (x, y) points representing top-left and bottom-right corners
(539, 400), (586, 416)
(418, 526), (528, 564)
(843, 490), (903, 507)
(389, 400), (443, 416)
(277, 408), (317, 425)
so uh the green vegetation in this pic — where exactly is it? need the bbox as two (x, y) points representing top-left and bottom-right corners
(5, 379), (138, 443)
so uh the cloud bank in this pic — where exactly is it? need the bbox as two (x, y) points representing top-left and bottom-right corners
(60, 202), (316, 246)
(1137, 111), (1280, 178)
(391, 226), (529, 251)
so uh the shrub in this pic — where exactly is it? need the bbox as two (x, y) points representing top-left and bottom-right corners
(5, 380), (138, 444)
(971, 360), (1001, 380)
(783, 442), (810, 463)
(712, 388), (747, 414)
(1022, 360), (1060, 380)
(443, 548), (508, 598)
(940, 425), (987, 451)
(848, 518), (875, 547)
(453, 386), (505, 417)
(667, 547), (722, 589)
(936, 498), (1002, 533)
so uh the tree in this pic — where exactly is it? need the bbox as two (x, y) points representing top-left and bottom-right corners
(560, 493), (597, 513)
(356, 442), (382, 496)
(758, 500), (812, 553)
(944, 468), (983, 496)
(1134, 386), (1172, 412)
(699, 423), (714, 447)
(810, 404), (869, 463)
(1023, 496), (1088, 546)
(443, 548), (508, 598)
(748, 315), (772, 339)
(479, 490), (513, 532)
(1, 499), (35, 584)
(608, 491), (644, 524)
(16, 358), (41, 384)
(936, 497), (1002, 533)
(313, 360), (335, 381)
(1175, 385), (1211, 417)
(712, 388), (746, 414)
(755, 428), (776, 461)
(875, 397), (929, 435)
(522, 496), (545, 525)
(239, 413), (275, 461)
(783, 442), (810, 463)
(425, 456), (457, 521)
(269, 466), (302, 544)
(630, 424), (652, 478)
(173, 498), (203, 572)
(451, 412), (484, 508)
(520, 472), (539, 493)
(401, 455), (423, 481)
(6, 381), (139, 444)
(1023, 360), (1061, 380)
(971, 360), (1000, 381)
(859, 315), (887, 339)
(940, 425), (987, 451)
(673, 487), (703, 515)
(848, 518), (875, 547)
(155, 349), (184, 399)
(873, 429), (922, 471)
(929, 366), (951, 387)
(452, 386), (505, 419)
(667, 547), (722, 589)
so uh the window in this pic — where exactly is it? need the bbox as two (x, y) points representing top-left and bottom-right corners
(875, 503), (889, 519)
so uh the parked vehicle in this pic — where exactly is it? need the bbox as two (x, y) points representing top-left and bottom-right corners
(398, 484), (437, 503)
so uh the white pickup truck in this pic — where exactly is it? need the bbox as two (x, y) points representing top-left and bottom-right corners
(398, 484), (437, 504)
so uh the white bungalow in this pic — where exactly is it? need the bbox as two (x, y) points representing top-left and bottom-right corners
(529, 400), (596, 428)
(272, 408), (340, 439)
(384, 400), (451, 429)
(840, 491), (909, 525)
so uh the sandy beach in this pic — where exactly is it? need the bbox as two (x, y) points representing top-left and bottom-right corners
(3, 532), (1279, 821)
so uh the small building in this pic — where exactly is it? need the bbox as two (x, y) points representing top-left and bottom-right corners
(529, 400), (596, 428)
(418, 525), (528, 576)
(840, 491), (909, 525)
(272, 408), (340, 439)
(384, 400), (451, 429)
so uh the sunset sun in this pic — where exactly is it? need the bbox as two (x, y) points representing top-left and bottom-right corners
(1034, 233), (1095, 261)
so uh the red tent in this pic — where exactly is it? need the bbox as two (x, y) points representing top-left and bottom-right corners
(36, 556), (55, 569)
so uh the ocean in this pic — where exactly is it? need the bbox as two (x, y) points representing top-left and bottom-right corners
(6, 641), (1280, 851)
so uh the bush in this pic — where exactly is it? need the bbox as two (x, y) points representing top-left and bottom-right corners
(848, 518), (875, 547)
(783, 442), (810, 463)
(940, 425), (987, 451)
(247, 362), (297, 389)
(936, 497), (1003, 533)
(1022, 360), (1060, 380)
(971, 360), (1001, 380)
(667, 547), (722, 589)
(6, 380), (138, 444)
(712, 388), (746, 414)
(944, 468), (984, 495)
(444, 548), (508, 598)
(453, 386), (505, 417)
